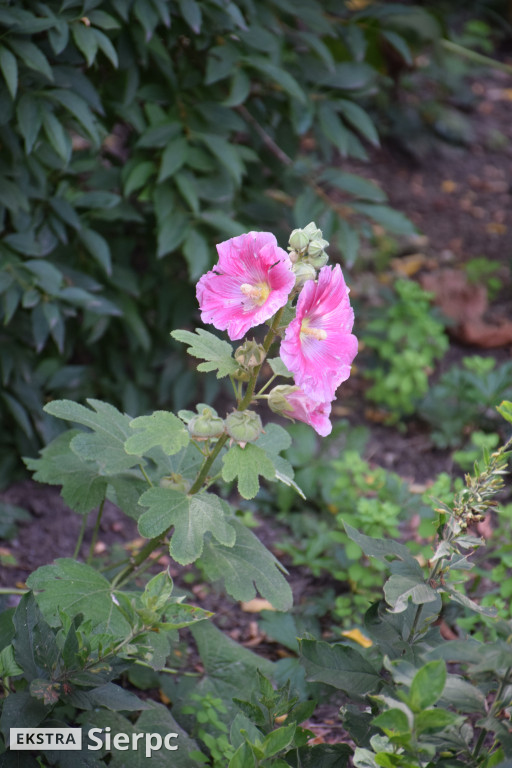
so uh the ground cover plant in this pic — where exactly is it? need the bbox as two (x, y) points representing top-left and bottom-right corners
(1, 221), (512, 767)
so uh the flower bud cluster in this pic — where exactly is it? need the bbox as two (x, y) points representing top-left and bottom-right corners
(288, 222), (329, 287)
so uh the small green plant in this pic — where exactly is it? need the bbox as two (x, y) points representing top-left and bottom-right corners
(465, 257), (503, 301)
(182, 693), (236, 766)
(301, 407), (512, 767)
(274, 436), (435, 626)
(363, 279), (449, 420)
(420, 356), (512, 447)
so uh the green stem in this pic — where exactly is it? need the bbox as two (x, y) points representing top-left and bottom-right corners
(139, 463), (153, 486)
(73, 514), (88, 559)
(134, 659), (200, 677)
(472, 727), (486, 761)
(255, 373), (278, 397)
(0, 587), (28, 595)
(239, 307), (285, 411)
(110, 536), (166, 589)
(407, 605), (424, 644)
(87, 497), (105, 565)
(441, 39), (512, 76)
(473, 665), (512, 760)
(188, 433), (229, 495)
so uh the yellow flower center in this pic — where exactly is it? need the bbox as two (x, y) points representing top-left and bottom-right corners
(300, 319), (327, 340)
(240, 282), (270, 306)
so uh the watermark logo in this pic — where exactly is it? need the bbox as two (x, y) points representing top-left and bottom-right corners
(10, 729), (82, 750)
(9, 727), (179, 757)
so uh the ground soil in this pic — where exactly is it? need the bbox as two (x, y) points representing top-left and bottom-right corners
(1, 63), (511, 752)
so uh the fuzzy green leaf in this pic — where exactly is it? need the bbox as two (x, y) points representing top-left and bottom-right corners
(199, 520), (292, 610)
(24, 430), (108, 515)
(125, 411), (189, 456)
(26, 559), (130, 636)
(344, 523), (416, 565)
(43, 398), (138, 475)
(222, 443), (275, 499)
(300, 639), (380, 695)
(138, 489), (235, 565)
(171, 328), (237, 378)
(384, 564), (438, 614)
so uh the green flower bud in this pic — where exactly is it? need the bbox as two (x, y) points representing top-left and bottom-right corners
(268, 385), (298, 416)
(188, 407), (225, 439)
(288, 228), (310, 254)
(303, 222), (322, 240)
(234, 340), (266, 371)
(226, 410), (263, 445)
(292, 261), (316, 288)
(307, 238), (329, 258)
(233, 366), (251, 382)
(305, 251), (329, 269)
(160, 473), (190, 492)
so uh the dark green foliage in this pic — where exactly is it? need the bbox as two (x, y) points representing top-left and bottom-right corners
(0, 0), (428, 478)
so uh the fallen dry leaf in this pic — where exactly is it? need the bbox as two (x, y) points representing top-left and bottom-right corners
(341, 628), (373, 648)
(241, 598), (276, 613)
(421, 269), (512, 348)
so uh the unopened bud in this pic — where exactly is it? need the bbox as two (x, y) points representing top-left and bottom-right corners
(306, 251), (329, 269)
(288, 229), (309, 254)
(160, 473), (190, 492)
(268, 385), (298, 416)
(292, 262), (316, 288)
(233, 366), (251, 382)
(226, 410), (263, 444)
(234, 340), (266, 371)
(307, 238), (329, 258)
(303, 222), (322, 240)
(288, 249), (300, 264)
(188, 407), (225, 439)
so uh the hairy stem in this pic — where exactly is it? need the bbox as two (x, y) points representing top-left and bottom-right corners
(73, 514), (88, 559)
(239, 307), (285, 410)
(87, 497), (105, 565)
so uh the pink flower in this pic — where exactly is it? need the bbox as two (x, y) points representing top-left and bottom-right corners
(196, 232), (295, 341)
(280, 264), (357, 402)
(268, 385), (333, 436)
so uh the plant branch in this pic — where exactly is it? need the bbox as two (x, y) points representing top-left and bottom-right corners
(73, 513), (88, 559)
(87, 497), (105, 565)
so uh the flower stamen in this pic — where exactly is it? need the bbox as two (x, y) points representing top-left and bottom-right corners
(240, 282), (270, 306)
(300, 323), (327, 340)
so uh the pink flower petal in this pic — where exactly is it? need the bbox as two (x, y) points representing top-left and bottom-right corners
(280, 264), (358, 401)
(197, 232), (295, 340)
